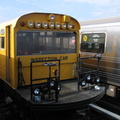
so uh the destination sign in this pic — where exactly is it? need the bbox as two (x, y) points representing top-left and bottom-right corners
(31, 56), (68, 61)
(82, 33), (105, 43)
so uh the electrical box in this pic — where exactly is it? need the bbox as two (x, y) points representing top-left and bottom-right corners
(106, 85), (117, 97)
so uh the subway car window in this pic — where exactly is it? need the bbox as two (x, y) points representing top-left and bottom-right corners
(0, 37), (4, 49)
(16, 31), (76, 55)
(81, 33), (105, 53)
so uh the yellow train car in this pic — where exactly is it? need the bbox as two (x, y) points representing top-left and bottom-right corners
(0, 13), (80, 89)
(0, 13), (105, 119)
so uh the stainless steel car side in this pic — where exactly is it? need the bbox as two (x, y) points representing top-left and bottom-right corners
(80, 16), (120, 97)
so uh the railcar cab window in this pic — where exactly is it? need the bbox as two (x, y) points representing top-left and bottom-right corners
(81, 33), (105, 53)
(16, 31), (76, 55)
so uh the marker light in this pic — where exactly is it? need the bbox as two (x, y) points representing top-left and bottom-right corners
(28, 20), (34, 28)
(35, 21), (41, 28)
(20, 22), (25, 27)
(61, 23), (66, 29)
(49, 22), (54, 28)
(42, 22), (48, 28)
(55, 22), (60, 29)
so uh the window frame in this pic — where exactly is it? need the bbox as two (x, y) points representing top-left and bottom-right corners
(80, 32), (106, 53)
(0, 37), (5, 49)
(16, 30), (77, 56)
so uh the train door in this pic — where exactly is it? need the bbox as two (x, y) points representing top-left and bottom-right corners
(6, 26), (11, 83)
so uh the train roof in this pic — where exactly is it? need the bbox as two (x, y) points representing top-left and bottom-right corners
(0, 18), (19, 28)
(80, 16), (120, 26)
(0, 12), (80, 29)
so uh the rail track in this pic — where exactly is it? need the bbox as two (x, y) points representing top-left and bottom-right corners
(0, 97), (25, 120)
(90, 104), (120, 120)
(90, 95), (120, 120)
(0, 96), (90, 120)
(0, 95), (120, 120)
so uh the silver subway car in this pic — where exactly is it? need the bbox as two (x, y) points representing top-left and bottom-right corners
(80, 16), (120, 97)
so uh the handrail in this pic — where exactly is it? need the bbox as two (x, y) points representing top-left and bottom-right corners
(30, 59), (60, 102)
(77, 56), (101, 91)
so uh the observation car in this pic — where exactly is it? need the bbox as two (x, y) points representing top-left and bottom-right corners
(80, 16), (120, 98)
(0, 12), (105, 119)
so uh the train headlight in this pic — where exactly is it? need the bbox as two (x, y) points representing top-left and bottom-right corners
(49, 22), (54, 28)
(33, 87), (41, 102)
(35, 21), (41, 28)
(50, 16), (54, 20)
(61, 23), (66, 29)
(94, 85), (100, 91)
(44, 23), (47, 27)
(58, 84), (61, 91)
(68, 23), (74, 29)
(80, 80), (86, 87)
(96, 77), (100, 83)
(27, 20), (34, 27)
(49, 14), (55, 21)
(87, 75), (91, 81)
(42, 22), (48, 28)
(33, 95), (41, 102)
(33, 88), (40, 95)
(55, 22), (60, 29)
(85, 74), (91, 81)
(68, 24), (72, 29)
(50, 80), (55, 87)
(29, 22), (33, 26)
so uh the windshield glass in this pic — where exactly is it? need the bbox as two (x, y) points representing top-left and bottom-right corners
(81, 33), (105, 53)
(16, 31), (76, 55)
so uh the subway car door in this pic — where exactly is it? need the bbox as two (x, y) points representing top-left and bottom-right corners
(6, 26), (11, 83)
